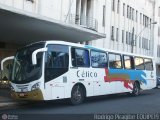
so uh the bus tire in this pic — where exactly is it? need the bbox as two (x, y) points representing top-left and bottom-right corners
(70, 85), (84, 105)
(132, 82), (140, 96)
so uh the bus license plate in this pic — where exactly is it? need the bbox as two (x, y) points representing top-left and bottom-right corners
(19, 93), (25, 97)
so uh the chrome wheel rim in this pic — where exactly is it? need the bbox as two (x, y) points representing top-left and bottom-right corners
(73, 86), (82, 102)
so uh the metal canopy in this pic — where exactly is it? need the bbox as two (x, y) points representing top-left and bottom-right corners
(0, 4), (105, 45)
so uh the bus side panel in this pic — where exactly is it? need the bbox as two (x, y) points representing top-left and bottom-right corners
(44, 71), (70, 100)
(141, 70), (156, 90)
(104, 69), (148, 93)
(67, 68), (95, 97)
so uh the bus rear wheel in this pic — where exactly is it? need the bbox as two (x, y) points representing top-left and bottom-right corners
(70, 85), (84, 105)
(132, 82), (140, 96)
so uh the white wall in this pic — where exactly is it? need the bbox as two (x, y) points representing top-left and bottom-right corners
(90, 0), (155, 57)
(0, 0), (160, 65)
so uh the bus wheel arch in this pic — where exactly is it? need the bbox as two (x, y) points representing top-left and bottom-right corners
(70, 83), (86, 105)
(132, 81), (141, 96)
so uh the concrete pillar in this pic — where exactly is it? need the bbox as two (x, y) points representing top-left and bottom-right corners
(76, 0), (81, 25)
(81, 0), (87, 26)
(86, 0), (92, 18)
(37, 0), (42, 14)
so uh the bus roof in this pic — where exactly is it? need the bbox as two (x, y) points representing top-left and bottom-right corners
(31, 40), (154, 59)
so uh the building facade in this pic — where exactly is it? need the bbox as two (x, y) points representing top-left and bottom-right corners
(0, 0), (160, 75)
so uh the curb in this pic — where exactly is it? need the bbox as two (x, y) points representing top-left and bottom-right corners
(0, 102), (18, 107)
(0, 101), (27, 110)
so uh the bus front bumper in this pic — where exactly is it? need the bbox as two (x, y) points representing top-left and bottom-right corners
(11, 89), (44, 101)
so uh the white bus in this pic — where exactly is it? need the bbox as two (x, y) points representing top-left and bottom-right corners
(1, 41), (156, 105)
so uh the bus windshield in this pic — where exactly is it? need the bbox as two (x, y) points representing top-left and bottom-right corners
(11, 43), (45, 84)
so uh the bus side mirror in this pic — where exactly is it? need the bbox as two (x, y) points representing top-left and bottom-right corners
(0, 56), (14, 71)
(32, 48), (48, 65)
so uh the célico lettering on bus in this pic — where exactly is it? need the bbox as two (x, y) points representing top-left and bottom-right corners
(77, 70), (97, 78)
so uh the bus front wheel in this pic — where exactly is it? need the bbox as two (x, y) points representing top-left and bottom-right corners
(132, 82), (140, 96)
(70, 85), (84, 105)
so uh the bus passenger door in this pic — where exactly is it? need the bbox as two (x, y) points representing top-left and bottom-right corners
(107, 53), (123, 94)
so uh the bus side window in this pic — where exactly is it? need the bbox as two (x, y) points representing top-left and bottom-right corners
(134, 57), (145, 70)
(144, 58), (153, 71)
(71, 48), (90, 67)
(45, 45), (69, 82)
(71, 48), (76, 67)
(123, 55), (135, 69)
(91, 50), (107, 68)
(109, 53), (122, 69)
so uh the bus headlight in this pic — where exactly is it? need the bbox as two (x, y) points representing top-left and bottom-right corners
(31, 82), (40, 91)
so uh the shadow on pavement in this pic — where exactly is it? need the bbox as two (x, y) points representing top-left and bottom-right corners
(15, 90), (155, 110)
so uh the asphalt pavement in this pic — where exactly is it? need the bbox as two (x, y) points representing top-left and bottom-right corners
(0, 88), (160, 114)
(0, 89), (26, 109)
(0, 89), (16, 108)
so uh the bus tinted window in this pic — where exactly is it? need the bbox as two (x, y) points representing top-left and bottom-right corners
(109, 53), (122, 69)
(91, 51), (107, 68)
(134, 57), (145, 70)
(144, 58), (153, 70)
(71, 48), (90, 67)
(123, 56), (134, 69)
(45, 45), (69, 82)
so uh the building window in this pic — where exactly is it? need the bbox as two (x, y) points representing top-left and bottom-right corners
(111, 26), (114, 40)
(136, 10), (138, 22)
(140, 13), (142, 24)
(26, 0), (34, 3)
(149, 40), (151, 50)
(158, 27), (160, 37)
(127, 5), (129, 18)
(143, 15), (145, 26)
(146, 17), (149, 27)
(112, 0), (115, 11)
(139, 37), (141, 48)
(116, 28), (119, 41)
(129, 32), (132, 45)
(158, 7), (160, 17)
(129, 7), (132, 19)
(103, 5), (106, 27)
(134, 35), (136, 46)
(142, 37), (149, 50)
(117, 0), (120, 14)
(126, 31), (128, 44)
(122, 30), (124, 43)
(157, 45), (160, 57)
(132, 8), (134, 20)
(123, 3), (125, 16)
(150, 18), (152, 29)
